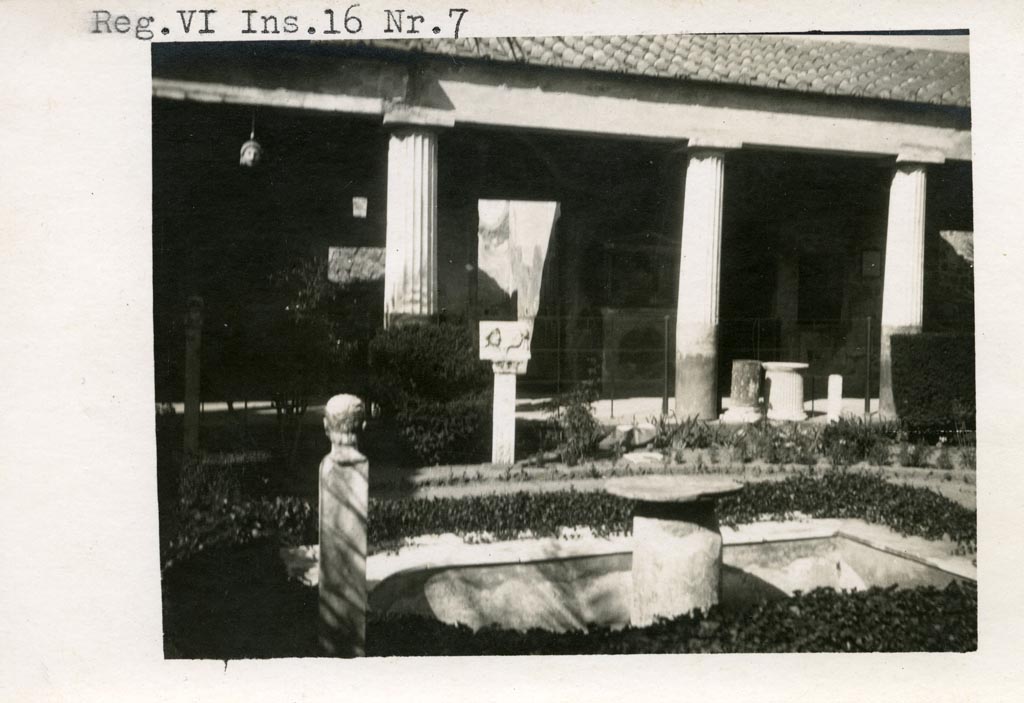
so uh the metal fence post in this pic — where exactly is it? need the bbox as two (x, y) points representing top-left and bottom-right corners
(662, 314), (670, 416)
(864, 316), (872, 416)
(609, 316), (615, 420)
(555, 317), (562, 398)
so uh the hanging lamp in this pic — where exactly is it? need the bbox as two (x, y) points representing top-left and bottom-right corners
(239, 111), (262, 167)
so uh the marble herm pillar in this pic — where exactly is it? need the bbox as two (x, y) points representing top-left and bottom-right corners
(675, 148), (726, 420)
(319, 395), (368, 657)
(879, 162), (927, 417)
(384, 128), (438, 326)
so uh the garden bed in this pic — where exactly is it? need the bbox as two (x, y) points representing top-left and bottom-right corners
(162, 471), (977, 657)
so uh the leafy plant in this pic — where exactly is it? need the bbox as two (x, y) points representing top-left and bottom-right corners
(896, 441), (930, 468)
(952, 399), (977, 470)
(935, 447), (955, 471)
(724, 421), (820, 465)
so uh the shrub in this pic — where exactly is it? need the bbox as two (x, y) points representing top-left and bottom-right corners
(553, 382), (602, 465)
(368, 323), (491, 410)
(396, 395), (492, 466)
(368, 323), (492, 465)
(367, 581), (976, 655)
(163, 495), (316, 571)
(891, 333), (975, 435)
(820, 417), (901, 467)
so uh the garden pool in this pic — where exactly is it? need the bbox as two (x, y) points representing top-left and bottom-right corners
(362, 520), (975, 632)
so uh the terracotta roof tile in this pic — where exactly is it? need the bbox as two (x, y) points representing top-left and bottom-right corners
(358, 34), (969, 107)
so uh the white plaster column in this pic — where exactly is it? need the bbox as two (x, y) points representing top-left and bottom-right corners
(879, 159), (929, 416)
(827, 374), (843, 423)
(675, 146), (728, 419)
(384, 128), (438, 325)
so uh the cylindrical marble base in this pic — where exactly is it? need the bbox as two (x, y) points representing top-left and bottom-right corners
(763, 362), (808, 422)
(630, 501), (722, 626)
(720, 359), (762, 423)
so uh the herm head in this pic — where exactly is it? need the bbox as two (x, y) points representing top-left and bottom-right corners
(323, 394), (365, 447)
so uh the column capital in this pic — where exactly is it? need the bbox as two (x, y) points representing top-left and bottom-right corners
(895, 145), (945, 165)
(383, 101), (455, 129)
(686, 134), (743, 152)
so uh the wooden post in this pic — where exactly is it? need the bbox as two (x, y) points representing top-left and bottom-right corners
(183, 296), (203, 456)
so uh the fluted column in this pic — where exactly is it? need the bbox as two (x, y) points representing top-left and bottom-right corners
(675, 147), (726, 419)
(879, 161), (928, 417)
(384, 128), (438, 325)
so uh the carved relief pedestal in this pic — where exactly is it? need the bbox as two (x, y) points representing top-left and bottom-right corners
(480, 321), (532, 465)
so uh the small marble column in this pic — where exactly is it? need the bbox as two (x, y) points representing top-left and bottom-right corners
(675, 146), (727, 420)
(318, 394), (368, 657)
(827, 374), (843, 423)
(491, 360), (524, 465)
(384, 128), (438, 326)
(720, 359), (763, 423)
(763, 362), (808, 421)
(183, 296), (203, 456)
(879, 159), (929, 417)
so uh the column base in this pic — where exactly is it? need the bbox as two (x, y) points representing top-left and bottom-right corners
(720, 405), (763, 424)
(674, 324), (718, 420)
(879, 324), (921, 418)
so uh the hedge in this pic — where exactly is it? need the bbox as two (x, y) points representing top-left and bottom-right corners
(163, 471), (977, 569)
(367, 581), (976, 655)
(891, 333), (975, 432)
(367, 471), (976, 554)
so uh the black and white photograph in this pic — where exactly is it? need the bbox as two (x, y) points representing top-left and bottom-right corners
(3, 0), (1023, 700)
(152, 33), (975, 657)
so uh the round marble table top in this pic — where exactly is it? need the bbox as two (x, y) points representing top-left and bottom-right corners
(605, 475), (744, 503)
(762, 361), (809, 372)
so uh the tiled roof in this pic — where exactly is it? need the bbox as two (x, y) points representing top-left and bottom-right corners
(360, 35), (970, 108)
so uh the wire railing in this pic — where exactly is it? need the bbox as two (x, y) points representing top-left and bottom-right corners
(155, 304), (882, 416)
(520, 313), (879, 414)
